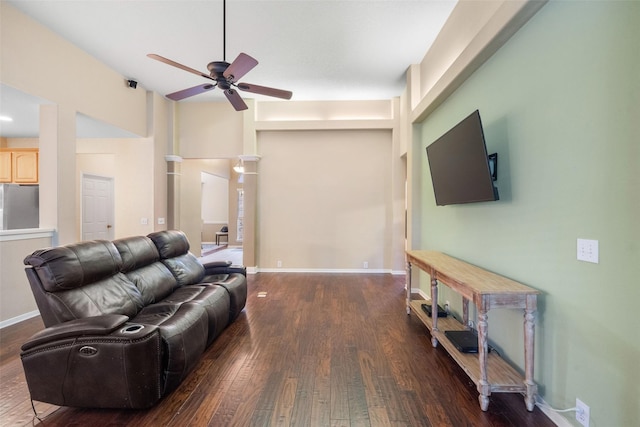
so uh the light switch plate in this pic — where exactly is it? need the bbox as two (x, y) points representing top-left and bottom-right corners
(577, 239), (598, 263)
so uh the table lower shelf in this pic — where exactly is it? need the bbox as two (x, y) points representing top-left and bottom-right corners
(410, 300), (526, 394)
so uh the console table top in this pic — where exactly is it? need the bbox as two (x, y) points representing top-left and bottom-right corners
(406, 250), (539, 296)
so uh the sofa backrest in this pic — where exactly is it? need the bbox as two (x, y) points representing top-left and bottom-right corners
(24, 240), (144, 327)
(113, 235), (178, 305)
(147, 230), (205, 286)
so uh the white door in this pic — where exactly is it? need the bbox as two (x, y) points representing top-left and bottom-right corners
(82, 174), (114, 240)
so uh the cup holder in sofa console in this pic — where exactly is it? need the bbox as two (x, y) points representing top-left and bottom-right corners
(121, 324), (145, 334)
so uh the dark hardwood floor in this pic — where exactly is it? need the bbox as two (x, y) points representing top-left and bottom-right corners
(0, 273), (554, 426)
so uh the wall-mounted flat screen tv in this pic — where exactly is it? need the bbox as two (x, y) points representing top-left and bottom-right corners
(425, 110), (499, 206)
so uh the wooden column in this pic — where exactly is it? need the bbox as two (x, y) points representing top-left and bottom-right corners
(165, 155), (182, 230)
(239, 155), (259, 270)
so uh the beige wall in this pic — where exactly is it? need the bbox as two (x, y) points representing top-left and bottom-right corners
(0, 234), (54, 324)
(1, 2), (155, 245)
(201, 172), (229, 227)
(257, 129), (393, 271)
(76, 138), (155, 239)
(1, 3), (172, 325)
(175, 98), (405, 271)
(0, 3), (147, 136)
(249, 99), (404, 272)
(255, 100), (393, 121)
(177, 103), (244, 158)
(3, 138), (39, 148)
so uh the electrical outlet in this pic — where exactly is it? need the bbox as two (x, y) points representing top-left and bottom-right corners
(363, 261), (369, 269)
(576, 398), (589, 427)
(445, 300), (450, 313)
(276, 260), (282, 268)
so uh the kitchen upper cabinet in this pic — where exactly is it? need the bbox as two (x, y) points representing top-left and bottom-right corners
(0, 151), (11, 182)
(0, 149), (39, 183)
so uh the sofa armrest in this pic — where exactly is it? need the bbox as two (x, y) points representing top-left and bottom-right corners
(202, 260), (232, 269)
(202, 260), (247, 277)
(21, 314), (130, 351)
(21, 316), (163, 409)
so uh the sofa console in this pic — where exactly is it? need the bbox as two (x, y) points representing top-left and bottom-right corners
(20, 230), (247, 409)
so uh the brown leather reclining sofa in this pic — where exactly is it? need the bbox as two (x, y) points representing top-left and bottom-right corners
(19, 230), (247, 409)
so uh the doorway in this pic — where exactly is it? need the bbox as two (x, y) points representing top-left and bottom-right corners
(81, 174), (114, 240)
(201, 171), (229, 253)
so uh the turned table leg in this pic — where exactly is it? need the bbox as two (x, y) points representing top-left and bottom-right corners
(524, 295), (537, 411)
(477, 308), (490, 411)
(431, 276), (439, 347)
(462, 297), (469, 328)
(406, 262), (412, 315)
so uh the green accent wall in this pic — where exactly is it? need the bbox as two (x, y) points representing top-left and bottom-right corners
(413, 1), (639, 425)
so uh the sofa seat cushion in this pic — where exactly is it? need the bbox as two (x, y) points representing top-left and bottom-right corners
(161, 285), (231, 345)
(131, 302), (208, 395)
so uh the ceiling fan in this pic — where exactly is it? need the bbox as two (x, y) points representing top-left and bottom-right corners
(147, 0), (292, 111)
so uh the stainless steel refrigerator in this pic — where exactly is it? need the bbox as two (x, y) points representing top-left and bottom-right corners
(0, 184), (39, 230)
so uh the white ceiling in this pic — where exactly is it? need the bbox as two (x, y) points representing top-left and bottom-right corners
(1, 0), (457, 138)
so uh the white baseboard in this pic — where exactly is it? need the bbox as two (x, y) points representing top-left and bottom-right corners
(256, 268), (393, 274)
(0, 310), (39, 329)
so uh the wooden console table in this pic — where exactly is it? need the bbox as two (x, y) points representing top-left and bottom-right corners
(406, 250), (539, 411)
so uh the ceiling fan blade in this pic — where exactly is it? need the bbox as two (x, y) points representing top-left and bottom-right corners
(148, 53), (214, 81)
(224, 89), (248, 111)
(167, 83), (217, 101)
(223, 53), (258, 82)
(237, 83), (293, 100)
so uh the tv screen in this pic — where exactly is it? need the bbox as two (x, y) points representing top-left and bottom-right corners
(425, 110), (499, 206)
